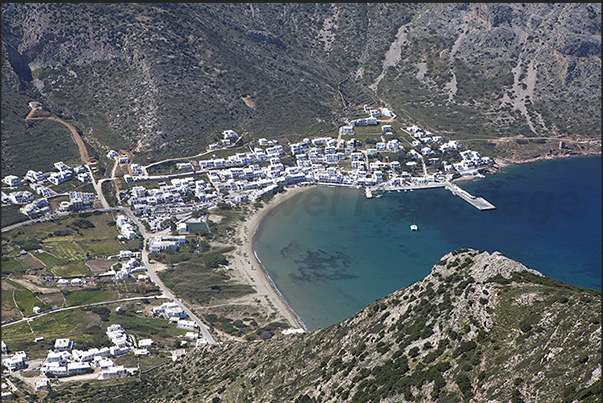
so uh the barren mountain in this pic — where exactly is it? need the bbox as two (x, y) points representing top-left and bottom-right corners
(2, 3), (600, 174)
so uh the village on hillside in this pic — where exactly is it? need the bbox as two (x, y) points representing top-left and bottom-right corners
(2, 104), (495, 224)
(2, 102), (497, 396)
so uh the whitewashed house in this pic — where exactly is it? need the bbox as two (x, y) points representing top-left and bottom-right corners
(3, 175), (22, 187)
(177, 319), (198, 330)
(54, 338), (73, 351)
(98, 365), (128, 380)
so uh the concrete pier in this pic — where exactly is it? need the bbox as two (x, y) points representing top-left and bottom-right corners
(445, 182), (496, 210)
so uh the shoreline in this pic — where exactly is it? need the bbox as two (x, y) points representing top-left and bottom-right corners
(227, 152), (601, 331)
(230, 185), (316, 331)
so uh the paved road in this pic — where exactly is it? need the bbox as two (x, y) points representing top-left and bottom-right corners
(87, 164), (110, 209)
(120, 209), (217, 344)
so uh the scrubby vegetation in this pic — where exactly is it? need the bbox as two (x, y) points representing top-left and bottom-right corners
(38, 249), (600, 403)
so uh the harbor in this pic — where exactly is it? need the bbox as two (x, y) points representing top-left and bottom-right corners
(364, 179), (496, 211)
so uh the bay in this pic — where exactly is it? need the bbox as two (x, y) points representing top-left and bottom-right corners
(254, 155), (601, 330)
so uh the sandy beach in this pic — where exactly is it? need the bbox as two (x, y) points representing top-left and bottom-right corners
(227, 185), (316, 331)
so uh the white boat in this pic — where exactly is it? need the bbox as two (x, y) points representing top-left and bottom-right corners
(410, 224), (418, 231)
(365, 188), (373, 198)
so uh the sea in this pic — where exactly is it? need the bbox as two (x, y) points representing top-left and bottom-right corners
(254, 155), (601, 331)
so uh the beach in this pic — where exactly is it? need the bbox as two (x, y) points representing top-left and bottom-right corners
(227, 186), (315, 331)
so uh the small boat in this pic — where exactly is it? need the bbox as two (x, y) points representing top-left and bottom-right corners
(365, 188), (373, 198)
(410, 224), (418, 231)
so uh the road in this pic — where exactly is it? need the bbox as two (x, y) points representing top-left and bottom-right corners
(1, 295), (170, 328)
(119, 209), (217, 344)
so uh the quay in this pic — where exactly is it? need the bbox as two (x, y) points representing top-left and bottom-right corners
(362, 179), (494, 211)
(445, 182), (496, 210)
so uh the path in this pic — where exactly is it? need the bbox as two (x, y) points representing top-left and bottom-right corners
(24, 106), (112, 209)
(143, 133), (245, 171)
(25, 108), (90, 164)
(1, 296), (170, 328)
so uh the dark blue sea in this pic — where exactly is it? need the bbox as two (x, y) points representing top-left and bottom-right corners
(254, 156), (601, 330)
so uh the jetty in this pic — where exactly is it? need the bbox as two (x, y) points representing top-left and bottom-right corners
(445, 182), (496, 210)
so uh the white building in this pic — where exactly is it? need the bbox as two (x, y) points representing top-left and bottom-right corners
(35, 379), (50, 391)
(119, 250), (134, 259)
(223, 130), (238, 139)
(354, 117), (378, 126)
(342, 125), (355, 135)
(177, 319), (198, 330)
(26, 170), (46, 182)
(381, 108), (395, 118)
(171, 349), (187, 362)
(3, 175), (22, 187)
(9, 191), (35, 204)
(67, 362), (91, 375)
(98, 365), (128, 380)
(77, 172), (91, 183)
(164, 307), (187, 319)
(54, 161), (71, 171)
(148, 235), (186, 252)
(54, 338), (73, 351)
(3, 355), (26, 372)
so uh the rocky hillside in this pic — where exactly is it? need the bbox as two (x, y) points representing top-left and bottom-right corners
(45, 249), (601, 403)
(1, 4), (600, 173)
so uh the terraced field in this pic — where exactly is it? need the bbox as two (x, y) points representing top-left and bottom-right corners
(32, 251), (66, 266)
(43, 241), (87, 262)
(50, 261), (92, 278)
(79, 239), (124, 257)
(1, 258), (25, 274)
(64, 289), (118, 307)
(1, 290), (20, 322)
(13, 289), (51, 317)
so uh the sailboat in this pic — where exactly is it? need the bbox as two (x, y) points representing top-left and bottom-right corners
(410, 214), (418, 231)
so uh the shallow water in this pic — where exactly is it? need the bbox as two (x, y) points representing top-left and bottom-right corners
(254, 156), (601, 330)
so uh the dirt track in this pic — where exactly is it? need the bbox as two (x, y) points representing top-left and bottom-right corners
(25, 108), (90, 164)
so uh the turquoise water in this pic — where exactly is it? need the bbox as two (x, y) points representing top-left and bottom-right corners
(254, 156), (601, 330)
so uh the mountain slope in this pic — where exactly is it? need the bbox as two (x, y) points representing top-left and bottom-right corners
(2, 3), (600, 174)
(46, 249), (601, 403)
